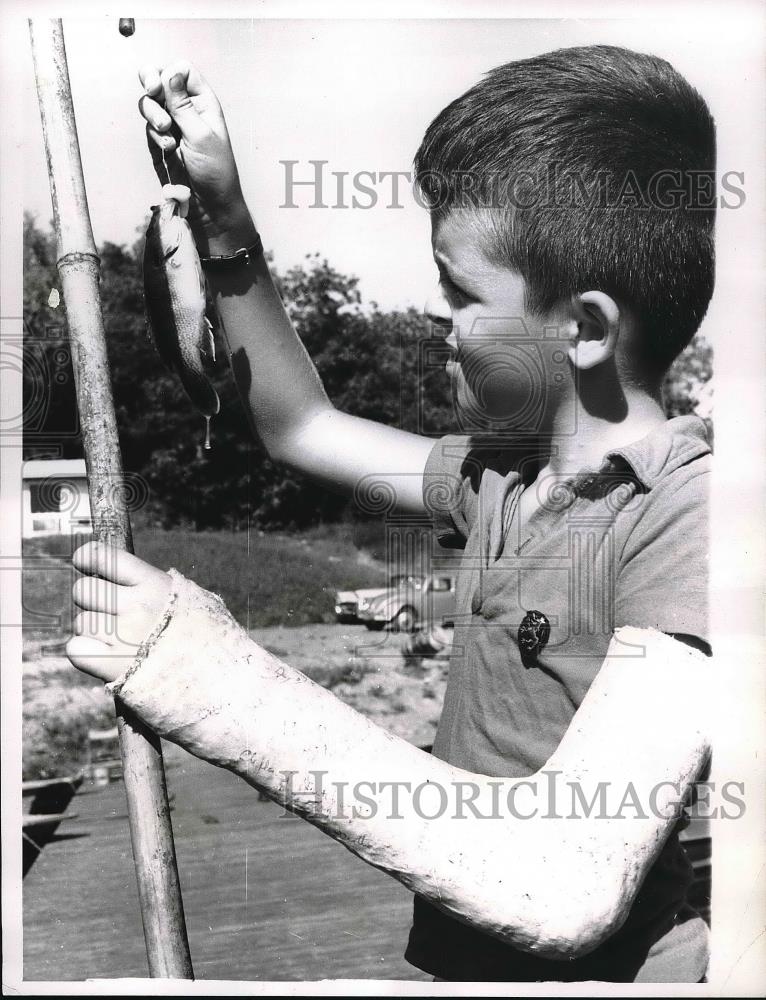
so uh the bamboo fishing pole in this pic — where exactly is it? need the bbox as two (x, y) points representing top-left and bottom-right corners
(29, 18), (193, 979)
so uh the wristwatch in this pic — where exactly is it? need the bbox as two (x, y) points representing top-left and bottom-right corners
(199, 234), (264, 271)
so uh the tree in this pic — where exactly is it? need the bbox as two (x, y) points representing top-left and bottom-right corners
(663, 333), (713, 419)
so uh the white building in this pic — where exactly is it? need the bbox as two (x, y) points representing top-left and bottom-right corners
(22, 459), (92, 538)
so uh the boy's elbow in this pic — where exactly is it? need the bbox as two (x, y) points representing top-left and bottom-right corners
(440, 834), (631, 961)
(486, 878), (627, 960)
(526, 889), (627, 960)
(264, 429), (296, 465)
(263, 404), (335, 467)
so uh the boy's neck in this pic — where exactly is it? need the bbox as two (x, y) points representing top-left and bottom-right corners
(540, 382), (666, 481)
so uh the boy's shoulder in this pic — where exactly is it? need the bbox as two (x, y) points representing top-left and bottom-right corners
(607, 415), (711, 553)
(606, 415), (711, 494)
(607, 416), (711, 646)
(423, 415), (712, 550)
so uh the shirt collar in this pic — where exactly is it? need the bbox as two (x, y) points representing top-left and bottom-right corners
(604, 415), (712, 490)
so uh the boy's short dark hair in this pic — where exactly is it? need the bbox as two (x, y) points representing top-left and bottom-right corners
(414, 45), (716, 375)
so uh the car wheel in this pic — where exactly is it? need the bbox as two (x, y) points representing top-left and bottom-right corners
(365, 621), (386, 631)
(391, 606), (417, 633)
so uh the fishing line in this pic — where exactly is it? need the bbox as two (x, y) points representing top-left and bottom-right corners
(161, 145), (172, 186)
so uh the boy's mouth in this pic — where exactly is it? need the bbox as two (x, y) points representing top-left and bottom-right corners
(444, 333), (460, 375)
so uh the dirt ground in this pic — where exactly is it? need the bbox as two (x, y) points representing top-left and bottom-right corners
(252, 622), (448, 747)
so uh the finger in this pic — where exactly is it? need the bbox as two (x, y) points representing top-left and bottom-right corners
(73, 609), (120, 645)
(146, 125), (187, 186)
(73, 575), (134, 614)
(147, 125), (177, 152)
(73, 540), (166, 588)
(160, 64), (211, 145)
(138, 64), (163, 98)
(139, 93), (172, 133)
(163, 60), (215, 100)
(146, 126), (178, 154)
(146, 122), (177, 156)
(66, 635), (129, 684)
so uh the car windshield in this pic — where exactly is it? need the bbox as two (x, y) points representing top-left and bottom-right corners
(389, 575), (424, 590)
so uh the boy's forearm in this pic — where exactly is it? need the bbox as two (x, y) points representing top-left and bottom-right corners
(204, 209), (332, 456)
(107, 572), (689, 959)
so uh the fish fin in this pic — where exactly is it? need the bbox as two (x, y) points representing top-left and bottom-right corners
(197, 254), (208, 299)
(163, 223), (182, 261)
(203, 316), (216, 362)
(196, 258), (215, 361)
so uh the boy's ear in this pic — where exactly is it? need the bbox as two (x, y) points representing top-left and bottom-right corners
(568, 291), (621, 370)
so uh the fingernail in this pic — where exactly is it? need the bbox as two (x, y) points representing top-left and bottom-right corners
(170, 73), (184, 92)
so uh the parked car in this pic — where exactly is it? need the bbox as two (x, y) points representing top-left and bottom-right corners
(334, 587), (390, 625)
(354, 573), (457, 632)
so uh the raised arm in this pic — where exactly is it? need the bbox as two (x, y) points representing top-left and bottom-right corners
(68, 543), (713, 960)
(139, 62), (432, 512)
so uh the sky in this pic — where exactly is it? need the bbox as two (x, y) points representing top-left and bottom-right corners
(21, 11), (760, 330)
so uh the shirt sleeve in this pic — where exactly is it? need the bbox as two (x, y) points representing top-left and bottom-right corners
(615, 464), (710, 649)
(421, 434), (474, 549)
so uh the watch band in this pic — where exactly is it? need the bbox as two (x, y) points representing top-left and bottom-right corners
(200, 233), (264, 271)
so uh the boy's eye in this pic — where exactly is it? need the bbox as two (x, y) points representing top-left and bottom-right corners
(439, 274), (472, 305)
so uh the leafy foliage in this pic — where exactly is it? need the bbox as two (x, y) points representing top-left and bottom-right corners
(662, 332), (713, 418)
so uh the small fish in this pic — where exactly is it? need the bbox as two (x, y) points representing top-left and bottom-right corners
(143, 187), (220, 431)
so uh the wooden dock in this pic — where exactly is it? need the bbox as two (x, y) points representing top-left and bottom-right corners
(23, 741), (429, 982)
(23, 739), (711, 982)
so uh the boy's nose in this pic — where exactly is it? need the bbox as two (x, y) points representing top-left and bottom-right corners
(424, 285), (452, 329)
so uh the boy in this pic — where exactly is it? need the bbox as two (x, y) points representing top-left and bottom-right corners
(67, 45), (714, 982)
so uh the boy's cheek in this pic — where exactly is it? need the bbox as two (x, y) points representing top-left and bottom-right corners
(451, 368), (515, 432)
(455, 344), (550, 428)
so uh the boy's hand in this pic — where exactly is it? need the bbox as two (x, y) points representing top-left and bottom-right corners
(138, 61), (255, 249)
(66, 541), (172, 684)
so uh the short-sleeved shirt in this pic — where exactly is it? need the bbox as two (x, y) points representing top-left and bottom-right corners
(405, 415), (711, 983)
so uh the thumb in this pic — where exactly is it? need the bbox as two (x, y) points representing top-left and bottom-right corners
(160, 65), (209, 145)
